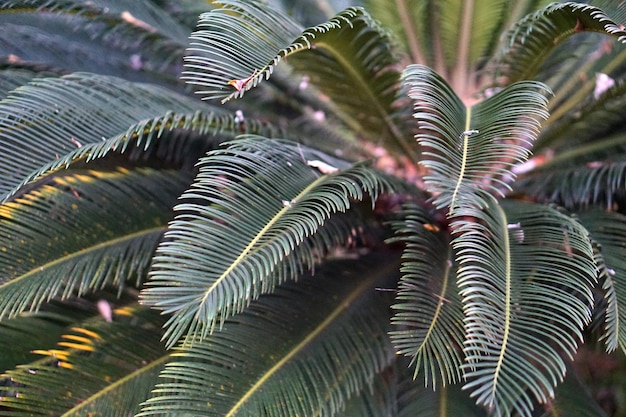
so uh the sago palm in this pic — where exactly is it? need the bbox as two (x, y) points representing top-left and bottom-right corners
(0, 0), (625, 416)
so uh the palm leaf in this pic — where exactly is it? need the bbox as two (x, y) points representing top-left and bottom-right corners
(577, 210), (626, 354)
(140, 136), (396, 347)
(536, 78), (626, 153)
(0, 0), (188, 85)
(452, 199), (597, 417)
(6, 110), (277, 201)
(388, 202), (465, 388)
(138, 255), (398, 417)
(336, 365), (399, 417)
(181, 1), (414, 158)
(397, 379), (485, 417)
(0, 308), (89, 372)
(539, 367), (609, 417)
(515, 159), (626, 210)
(404, 64), (550, 214)
(0, 305), (168, 416)
(0, 167), (190, 320)
(0, 72), (212, 199)
(492, 2), (626, 85)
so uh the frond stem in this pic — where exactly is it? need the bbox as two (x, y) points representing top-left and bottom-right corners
(395, 0), (425, 64)
(198, 173), (329, 316)
(491, 203), (512, 405)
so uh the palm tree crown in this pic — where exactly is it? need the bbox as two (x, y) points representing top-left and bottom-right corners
(0, 1), (625, 416)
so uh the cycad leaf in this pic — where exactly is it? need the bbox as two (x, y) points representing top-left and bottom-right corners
(388, 202), (465, 388)
(0, 0), (188, 84)
(7, 110), (276, 201)
(539, 366), (609, 417)
(182, 1), (412, 155)
(0, 72), (210, 199)
(405, 64), (550, 214)
(577, 209), (626, 354)
(397, 380), (485, 417)
(0, 167), (190, 320)
(138, 255), (397, 417)
(141, 136), (394, 347)
(515, 159), (626, 209)
(0, 309), (89, 372)
(493, 2), (626, 84)
(0, 305), (168, 416)
(453, 199), (597, 417)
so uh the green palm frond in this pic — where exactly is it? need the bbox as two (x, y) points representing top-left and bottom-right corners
(492, 2), (626, 85)
(388, 202), (465, 388)
(453, 199), (597, 417)
(141, 136), (397, 347)
(0, 305), (168, 416)
(0, 309), (89, 372)
(0, 72), (213, 199)
(537, 78), (626, 153)
(0, 0), (188, 84)
(7, 110), (277, 201)
(515, 160), (626, 209)
(139, 255), (397, 417)
(539, 368), (610, 417)
(397, 381), (485, 417)
(0, 167), (190, 320)
(404, 64), (550, 214)
(336, 364), (398, 417)
(578, 210), (626, 354)
(181, 1), (413, 157)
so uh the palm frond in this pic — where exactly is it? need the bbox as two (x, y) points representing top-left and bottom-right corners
(336, 364), (399, 417)
(515, 159), (626, 210)
(0, 310), (85, 372)
(0, 305), (168, 416)
(0, 72), (213, 199)
(537, 78), (626, 153)
(539, 367), (609, 417)
(181, 1), (414, 157)
(0, 167), (190, 320)
(0, 0), (188, 85)
(404, 64), (550, 214)
(388, 202), (465, 388)
(397, 379), (486, 417)
(141, 136), (397, 347)
(491, 2), (626, 85)
(139, 255), (398, 417)
(6, 110), (277, 202)
(577, 210), (626, 354)
(452, 199), (597, 417)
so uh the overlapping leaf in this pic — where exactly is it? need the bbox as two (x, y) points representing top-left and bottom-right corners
(515, 160), (626, 209)
(0, 0), (188, 84)
(388, 202), (465, 388)
(0, 72), (212, 199)
(453, 199), (596, 417)
(0, 167), (190, 320)
(492, 2), (626, 84)
(405, 64), (550, 214)
(181, 0), (413, 157)
(578, 209), (626, 354)
(0, 305), (168, 416)
(141, 136), (395, 347)
(139, 255), (397, 417)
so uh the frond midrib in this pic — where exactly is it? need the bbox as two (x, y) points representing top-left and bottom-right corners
(60, 353), (171, 417)
(491, 202), (512, 403)
(225, 261), (397, 417)
(198, 174), (328, 313)
(0, 226), (165, 297)
(314, 40), (413, 161)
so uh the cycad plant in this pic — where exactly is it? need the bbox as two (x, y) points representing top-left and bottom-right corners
(0, 0), (625, 416)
